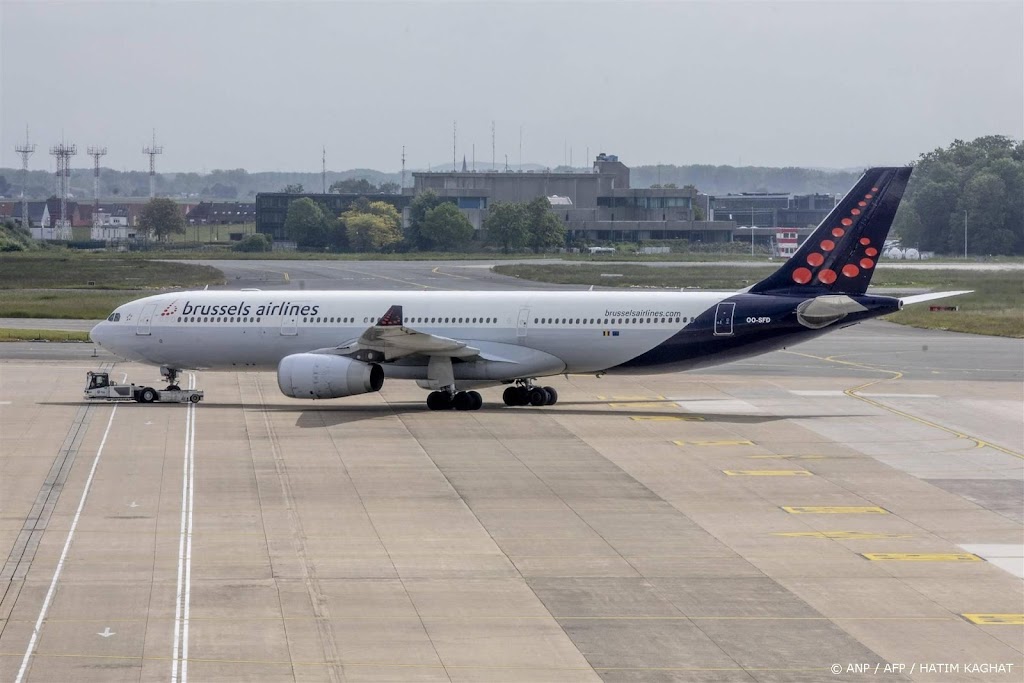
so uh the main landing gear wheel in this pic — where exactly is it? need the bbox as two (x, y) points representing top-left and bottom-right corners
(503, 382), (557, 407)
(428, 390), (482, 411)
(427, 391), (451, 411)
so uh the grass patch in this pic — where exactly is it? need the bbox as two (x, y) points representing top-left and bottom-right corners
(494, 263), (1023, 338)
(0, 290), (148, 319)
(0, 327), (91, 342)
(0, 254), (223, 289)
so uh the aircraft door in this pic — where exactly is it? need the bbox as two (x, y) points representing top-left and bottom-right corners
(516, 307), (530, 342)
(280, 312), (299, 336)
(136, 304), (157, 335)
(280, 302), (309, 336)
(713, 302), (736, 336)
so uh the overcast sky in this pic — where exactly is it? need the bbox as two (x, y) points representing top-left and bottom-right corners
(2, 1), (1021, 173)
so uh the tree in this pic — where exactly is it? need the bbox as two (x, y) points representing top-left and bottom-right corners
(282, 183), (304, 194)
(232, 233), (272, 252)
(406, 190), (447, 250)
(525, 197), (566, 253)
(330, 178), (376, 194)
(421, 203), (475, 251)
(343, 201), (403, 252)
(894, 135), (1024, 255)
(0, 175), (9, 196)
(139, 198), (185, 241)
(284, 197), (331, 248)
(483, 202), (529, 253)
(378, 181), (401, 194)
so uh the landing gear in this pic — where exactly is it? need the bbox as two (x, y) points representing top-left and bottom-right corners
(502, 381), (558, 407)
(427, 389), (482, 411)
(160, 366), (181, 391)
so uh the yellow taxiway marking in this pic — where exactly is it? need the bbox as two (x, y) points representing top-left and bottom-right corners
(598, 395), (666, 400)
(674, 439), (755, 447)
(609, 402), (674, 408)
(723, 470), (813, 476)
(773, 531), (913, 540)
(785, 350), (1024, 460)
(749, 454), (827, 460)
(862, 552), (982, 562)
(962, 613), (1024, 625)
(630, 415), (704, 422)
(782, 506), (889, 514)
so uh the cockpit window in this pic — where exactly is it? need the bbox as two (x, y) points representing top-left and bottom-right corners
(107, 312), (121, 322)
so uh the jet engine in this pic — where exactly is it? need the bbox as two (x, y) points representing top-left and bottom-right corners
(277, 353), (384, 399)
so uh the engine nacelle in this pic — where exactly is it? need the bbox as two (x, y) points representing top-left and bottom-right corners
(277, 353), (384, 399)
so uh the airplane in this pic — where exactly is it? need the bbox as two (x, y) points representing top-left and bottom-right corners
(90, 167), (968, 411)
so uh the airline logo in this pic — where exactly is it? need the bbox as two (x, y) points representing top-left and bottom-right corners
(160, 301), (180, 317)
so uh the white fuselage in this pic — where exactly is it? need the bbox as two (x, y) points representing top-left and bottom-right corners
(90, 289), (733, 377)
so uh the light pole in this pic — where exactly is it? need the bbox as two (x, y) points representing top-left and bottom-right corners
(963, 209), (968, 258)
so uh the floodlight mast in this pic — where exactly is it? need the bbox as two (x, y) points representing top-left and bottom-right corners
(87, 146), (107, 227)
(14, 127), (36, 231)
(49, 141), (77, 239)
(142, 129), (163, 198)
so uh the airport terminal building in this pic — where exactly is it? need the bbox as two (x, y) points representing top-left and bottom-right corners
(255, 155), (838, 248)
(411, 154), (737, 243)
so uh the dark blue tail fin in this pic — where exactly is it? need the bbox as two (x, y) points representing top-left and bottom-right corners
(750, 167), (912, 295)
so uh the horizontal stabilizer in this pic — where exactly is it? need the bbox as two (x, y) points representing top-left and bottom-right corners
(900, 291), (973, 306)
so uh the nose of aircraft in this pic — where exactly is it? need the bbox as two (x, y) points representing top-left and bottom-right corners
(89, 320), (110, 347)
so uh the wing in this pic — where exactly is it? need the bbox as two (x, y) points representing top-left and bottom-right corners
(327, 305), (483, 363)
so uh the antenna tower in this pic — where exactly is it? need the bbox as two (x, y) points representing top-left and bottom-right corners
(452, 121), (457, 171)
(322, 146), (326, 193)
(14, 127), (36, 231)
(87, 146), (107, 225)
(142, 129), (163, 198)
(49, 141), (77, 239)
(491, 121), (495, 171)
(401, 146), (406, 189)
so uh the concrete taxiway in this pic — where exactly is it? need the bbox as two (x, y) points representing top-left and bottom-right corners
(1, 261), (1022, 682)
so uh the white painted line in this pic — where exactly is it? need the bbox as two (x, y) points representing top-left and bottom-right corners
(959, 544), (1024, 578)
(16, 403), (119, 683)
(789, 390), (938, 398)
(171, 372), (197, 683)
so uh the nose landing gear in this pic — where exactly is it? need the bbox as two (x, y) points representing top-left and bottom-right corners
(160, 366), (181, 391)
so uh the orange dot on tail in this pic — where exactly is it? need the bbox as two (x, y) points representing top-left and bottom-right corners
(865, 247), (878, 257)
(841, 218), (853, 226)
(807, 252), (824, 267)
(851, 208), (861, 216)
(820, 240), (835, 251)
(842, 264), (860, 277)
(832, 227), (845, 237)
(865, 194), (873, 199)
(818, 269), (837, 284)
(860, 258), (875, 269)
(858, 201), (867, 207)
(792, 267), (812, 284)
(859, 237), (871, 245)
(871, 187), (880, 192)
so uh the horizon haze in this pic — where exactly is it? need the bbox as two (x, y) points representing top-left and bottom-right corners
(2, 1), (1021, 174)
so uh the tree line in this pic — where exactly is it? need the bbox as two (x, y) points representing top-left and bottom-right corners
(283, 191), (566, 253)
(893, 136), (1024, 255)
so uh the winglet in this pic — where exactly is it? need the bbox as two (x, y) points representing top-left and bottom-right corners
(376, 305), (403, 327)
